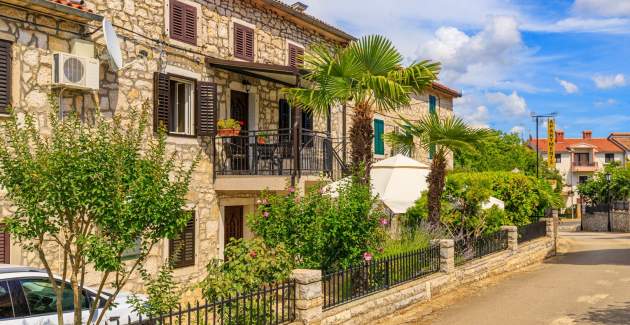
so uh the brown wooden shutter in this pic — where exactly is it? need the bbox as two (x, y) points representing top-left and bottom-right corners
(0, 224), (9, 264)
(153, 72), (170, 133)
(169, 212), (195, 268)
(288, 44), (304, 68)
(170, 0), (197, 45)
(234, 23), (254, 61)
(196, 81), (217, 136)
(0, 40), (11, 113)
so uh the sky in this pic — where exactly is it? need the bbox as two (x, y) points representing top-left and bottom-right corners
(287, 0), (630, 139)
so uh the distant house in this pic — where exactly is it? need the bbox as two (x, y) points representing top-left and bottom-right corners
(609, 133), (630, 164)
(530, 130), (625, 207)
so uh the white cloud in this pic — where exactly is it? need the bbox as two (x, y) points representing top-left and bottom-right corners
(594, 98), (618, 107)
(525, 17), (630, 33)
(510, 125), (525, 135)
(593, 74), (626, 89)
(556, 78), (579, 94)
(417, 16), (530, 89)
(573, 0), (630, 17)
(486, 91), (529, 116)
(453, 96), (490, 128)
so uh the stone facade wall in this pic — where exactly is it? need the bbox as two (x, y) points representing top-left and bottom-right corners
(582, 211), (630, 232)
(316, 237), (554, 325)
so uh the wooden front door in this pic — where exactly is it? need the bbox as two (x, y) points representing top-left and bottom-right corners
(230, 90), (249, 171)
(224, 206), (244, 246)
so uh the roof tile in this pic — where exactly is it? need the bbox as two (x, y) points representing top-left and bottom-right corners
(530, 137), (624, 153)
(49, 0), (93, 13)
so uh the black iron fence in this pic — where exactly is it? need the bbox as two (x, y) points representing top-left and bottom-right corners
(517, 221), (547, 243)
(107, 281), (296, 325)
(322, 245), (440, 310)
(214, 128), (346, 179)
(454, 230), (508, 266)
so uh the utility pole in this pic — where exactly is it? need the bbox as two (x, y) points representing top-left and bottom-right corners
(531, 112), (557, 178)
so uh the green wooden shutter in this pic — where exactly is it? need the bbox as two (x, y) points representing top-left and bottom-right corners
(429, 95), (437, 114)
(374, 119), (384, 155)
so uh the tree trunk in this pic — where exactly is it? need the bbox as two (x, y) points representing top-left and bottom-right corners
(427, 149), (447, 224)
(349, 101), (374, 182)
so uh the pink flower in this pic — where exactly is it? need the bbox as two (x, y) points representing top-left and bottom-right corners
(250, 251), (257, 258)
(319, 187), (326, 194)
(287, 187), (295, 193)
(380, 218), (389, 226)
(263, 211), (269, 218)
(363, 252), (373, 262)
(261, 198), (268, 205)
(256, 199), (262, 204)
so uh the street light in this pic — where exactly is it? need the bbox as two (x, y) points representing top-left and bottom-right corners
(605, 173), (612, 232)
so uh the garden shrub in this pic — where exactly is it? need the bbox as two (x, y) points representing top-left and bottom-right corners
(248, 176), (387, 270)
(578, 163), (630, 204)
(128, 262), (181, 316)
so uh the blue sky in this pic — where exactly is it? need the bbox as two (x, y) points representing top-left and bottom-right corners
(289, 0), (630, 139)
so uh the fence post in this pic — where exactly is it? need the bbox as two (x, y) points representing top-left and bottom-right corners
(291, 269), (323, 325)
(500, 226), (518, 251)
(433, 239), (454, 274)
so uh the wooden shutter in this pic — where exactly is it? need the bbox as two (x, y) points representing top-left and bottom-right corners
(169, 212), (195, 268)
(153, 72), (170, 133)
(374, 119), (384, 155)
(170, 0), (197, 45)
(0, 40), (11, 113)
(196, 81), (217, 136)
(429, 95), (437, 114)
(0, 224), (9, 264)
(234, 23), (254, 61)
(288, 44), (304, 68)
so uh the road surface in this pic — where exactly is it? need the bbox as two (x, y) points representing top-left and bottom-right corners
(393, 232), (630, 325)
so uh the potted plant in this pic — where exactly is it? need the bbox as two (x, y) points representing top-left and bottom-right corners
(257, 131), (269, 145)
(217, 118), (242, 137)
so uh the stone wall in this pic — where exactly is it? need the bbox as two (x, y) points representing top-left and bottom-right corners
(290, 222), (556, 325)
(582, 211), (630, 232)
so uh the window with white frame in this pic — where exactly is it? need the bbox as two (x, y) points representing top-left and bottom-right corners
(169, 77), (195, 135)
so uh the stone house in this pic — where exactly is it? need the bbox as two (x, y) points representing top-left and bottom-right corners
(0, 0), (460, 289)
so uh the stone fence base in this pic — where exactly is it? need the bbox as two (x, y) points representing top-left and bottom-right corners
(582, 211), (630, 232)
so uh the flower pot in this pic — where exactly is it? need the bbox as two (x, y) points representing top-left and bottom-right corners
(218, 129), (240, 137)
(257, 137), (267, 145)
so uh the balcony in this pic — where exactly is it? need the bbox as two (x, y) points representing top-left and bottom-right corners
(213, 129), (347, 191)
(571, 161), (598, 172)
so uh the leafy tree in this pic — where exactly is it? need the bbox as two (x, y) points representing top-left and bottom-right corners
(578, 163), (630, 204)
(128, 262), (182, 316)
(0, 99), (196, 324)
(284, 35), (440, 180)
(248, 177), (387, 270)
(385, 114), (491, 224)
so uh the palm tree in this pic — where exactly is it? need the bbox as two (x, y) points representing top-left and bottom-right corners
(385, 114), (491, 224)
(284, 35), (440, 180)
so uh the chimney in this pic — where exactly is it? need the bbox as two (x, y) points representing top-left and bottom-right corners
(555, 130), (564, 142)
(290, 1), (308, 12)
(582, 130), (592, 140)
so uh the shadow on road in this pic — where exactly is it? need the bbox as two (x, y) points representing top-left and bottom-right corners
(546, 248), (630, 266)
(569, 302), (630, 325)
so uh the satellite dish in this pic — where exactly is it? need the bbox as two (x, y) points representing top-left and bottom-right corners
(103, 18), (123, 71)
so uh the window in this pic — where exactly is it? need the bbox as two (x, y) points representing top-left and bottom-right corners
(288, 44), (304, 68)
(154, 73), (217, 136)
(0, 281), (12, 319)
(605, 153), (615, 163)
(169, 77), (195, 135)
(579, 176), (589, 184)
(169, 0), (197, 45)
(429, 95), (437, 114)
(374, 119), (384, 155)
(169, 211), (195, 268)
(122, 238), (141, 260)
(575, 153), (590, 165)
(234, 23), (254, 61)
(0, 40), (11, 113)
(555, 153), (561, 163)
(19, 279), (88, 315)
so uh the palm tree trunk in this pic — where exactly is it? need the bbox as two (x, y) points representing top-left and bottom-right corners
(349, 101), (374, 182)
(427, 149), (447, 224)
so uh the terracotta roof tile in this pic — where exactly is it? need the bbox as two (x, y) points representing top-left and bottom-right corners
(49, 0), (93, 13)
(529, 137), (624, 153)
(609, 134), (630, 151)
(432, 82), (462, 98)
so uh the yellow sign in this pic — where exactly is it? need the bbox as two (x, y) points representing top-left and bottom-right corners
(547, 119), (556, 167)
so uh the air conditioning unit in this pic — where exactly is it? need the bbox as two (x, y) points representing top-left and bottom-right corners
(53, 53), (100, 91)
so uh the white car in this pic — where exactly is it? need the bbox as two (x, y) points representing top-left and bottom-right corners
(0, 265), (144, 324)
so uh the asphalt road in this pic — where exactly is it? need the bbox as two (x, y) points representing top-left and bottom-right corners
(396, 232), (630, 325)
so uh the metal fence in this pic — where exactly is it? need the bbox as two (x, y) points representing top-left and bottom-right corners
(584, 201), (630, 213)
(322, 245), (440, 310)
(454, 230), (508, 266)
(517, 221), (547, 243)
(107, 280), (296, 325)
